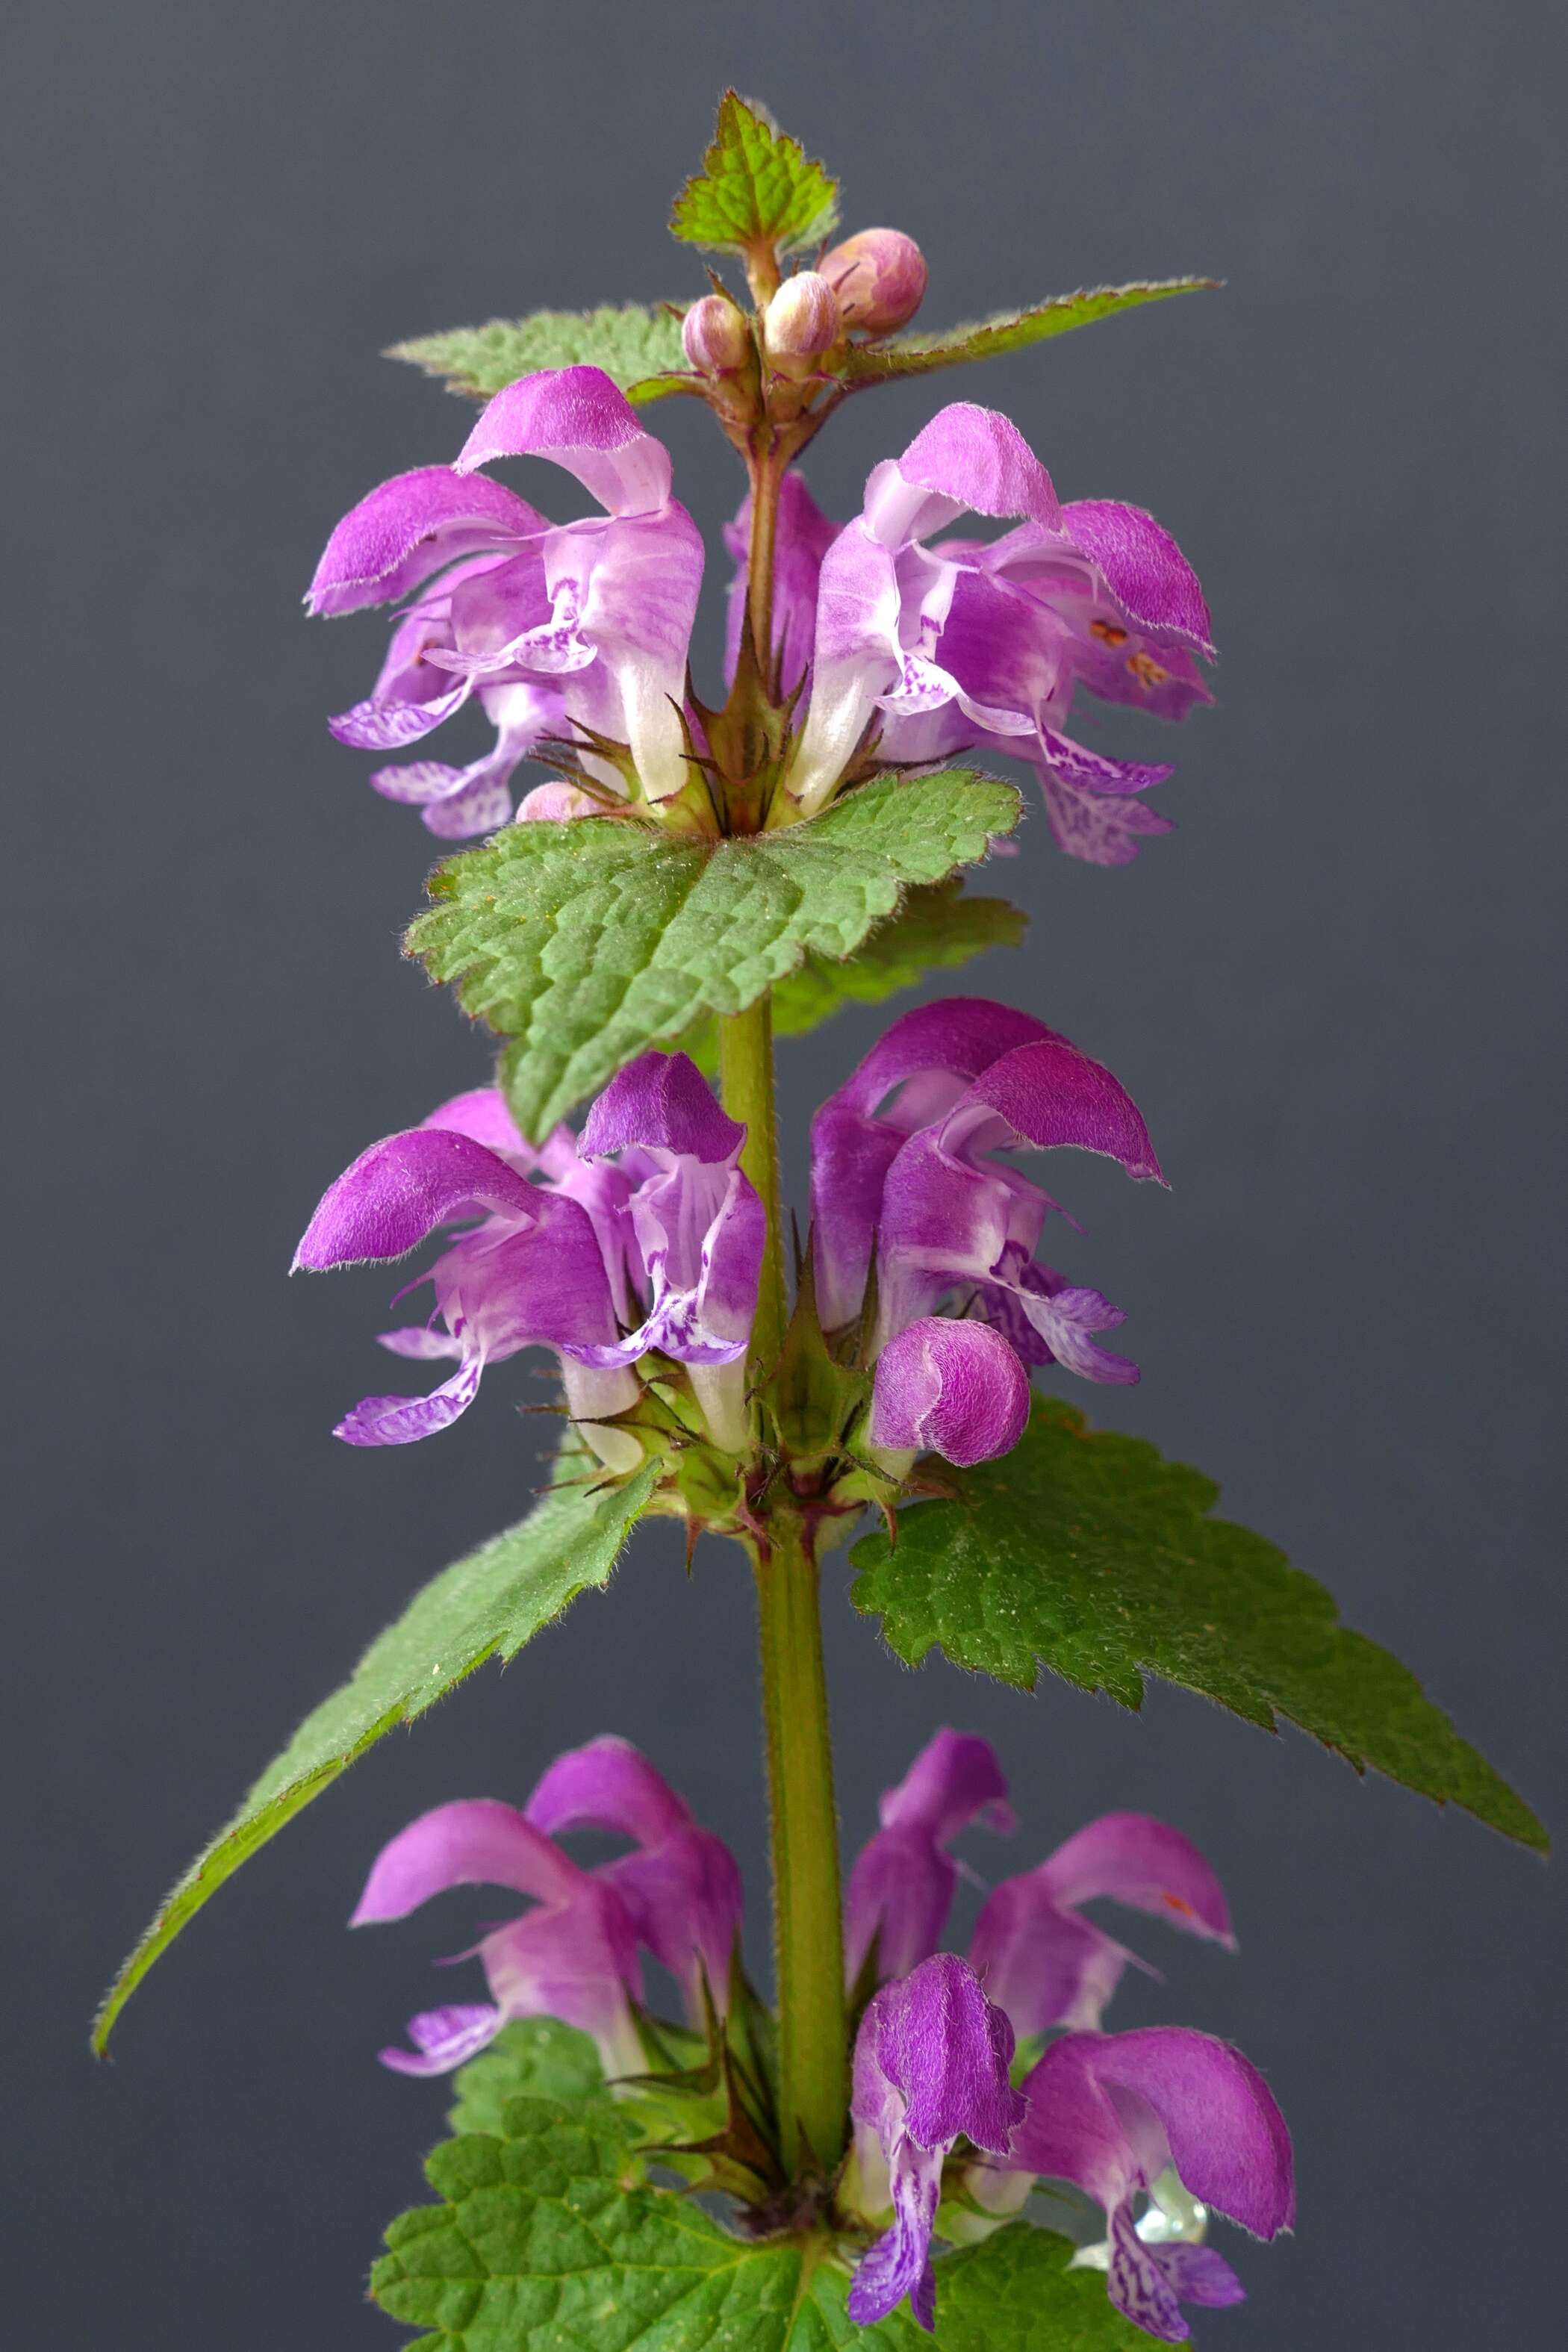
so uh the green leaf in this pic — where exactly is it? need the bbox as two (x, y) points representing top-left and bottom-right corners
(408, 771), (1021, 1141)
(671, 90), (839, 255)
(930, 2224), (1163, 2351)
(388, 302), (692, 405)
(851, 1399), (1546, 1849)
(840, 280), (1219, 388)
(447, 2020), (604, 2135)
(93, 1452), (659, 2053)
(373, 2072), (1136, 2351)
(682, 882), (1026, 1077)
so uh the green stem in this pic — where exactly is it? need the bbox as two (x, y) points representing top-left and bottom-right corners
(745, 448), (783, 696)
(751, 1506), (847, 2174)
(718, 996), (787, 1377)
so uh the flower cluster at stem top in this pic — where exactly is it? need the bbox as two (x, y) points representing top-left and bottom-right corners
(354, 1725), (1292, 2345)
(306, 355), (1213, 865)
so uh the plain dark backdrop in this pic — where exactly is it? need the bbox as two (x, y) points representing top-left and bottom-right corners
(6, 3), (1564, 2344)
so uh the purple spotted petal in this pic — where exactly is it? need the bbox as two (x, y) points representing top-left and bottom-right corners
(329, 675), (473, 750)
(334, 1354), (487, 1447)
(1041, 771), (1177, 865)
(845, 1730), (1013, 1985)
(306, 467), (545, 617)
(455, 365), (674, 517)
(1039, 724), (1175, 796)
(871, 1316), (1031, 1466)
(292, 1129), (539, 1271)
(476, 1879), (644, 2063)
(379, 2003), (504, 2078)
(848, 1956), (1025, 2331)
(1062, 500), (1216, 656)
(581, 1051), (744, 1163)
(1157, 2244), (1246, 2308)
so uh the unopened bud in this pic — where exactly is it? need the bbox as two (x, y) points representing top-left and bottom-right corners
(763, 270), (841, 361)
(681, 293), (752, 376)
(818, 227), (928, 335)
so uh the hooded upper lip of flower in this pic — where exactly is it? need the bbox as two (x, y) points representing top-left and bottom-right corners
(305, 365), (704, 824)
(290, 1051), (760, 1449)
(1012, 2028), (1295, 2344)
(351, 1737), (742, 2076)
(968, 1811), (1237, 2037)
(783, 399), (1213, 861)
(524, 1734), (744, 2018)
(810, 996), (1163, 1407)
(844, 1727), (1015, 1985)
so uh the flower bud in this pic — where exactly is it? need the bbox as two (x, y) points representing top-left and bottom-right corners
(819, 228), (928, 335)
(763, 270), (841, 361)
(869, 1316), (1030, 1469)
(681, 292), (752, 376)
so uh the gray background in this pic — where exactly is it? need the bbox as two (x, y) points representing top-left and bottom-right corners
(6, 2), (1563, 2344)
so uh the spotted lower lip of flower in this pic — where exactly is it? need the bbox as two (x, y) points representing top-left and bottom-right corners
(968, 1814), (1236, 2036)
(846, 1954), (1026, 2332)
(523, 1735), (744, 2021)
(290, 1086), (638, 1455)
(574, 1052), (765, 1454)
(351, 1795), (645, 2079)
(783, 401), (1212, 858)
(1012, 2027), (1294, 2342)
(306, 367), (704, 824)
(844, 1729), (1014, 1986)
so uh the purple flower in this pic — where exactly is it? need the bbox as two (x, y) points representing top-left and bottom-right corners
(969, 1814), (1236, 2036)
(576, 1052), (765, 1453)
(847, 1954), (1027, 2331)
(809, 998), (1163, 1454)
(1015, 2028), (1294, 2342)
(724, 471), (841, 697)
(785, 402), (1213, 861)
(351, 1794), (645, 2079)
(844, 1730), (1015, 1985)
(306, 366), (704, 829)
(524, 1735), (744, 2020)
(292, 1053), (759, 1456)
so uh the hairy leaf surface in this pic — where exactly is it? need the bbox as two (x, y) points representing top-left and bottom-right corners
(851, 1400), (1545, 1849)
(93, 1455), (659, 2051)
(373, 2071), (1153, 2350)
(408, 772), (1021, 1139)
(682, 882), (1025, 1074)
(671, 90), (839, 255)
(841, 281), (1218, 387)
(388, 302), (691, 404)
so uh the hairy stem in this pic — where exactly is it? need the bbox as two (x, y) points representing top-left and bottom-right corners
(744, 447), (783, 695)
(751, 1506), (847, 2174)
(718, 998), (787, 1378)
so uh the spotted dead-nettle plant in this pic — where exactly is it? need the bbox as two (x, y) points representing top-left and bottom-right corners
(100, 92), (1545, 2351)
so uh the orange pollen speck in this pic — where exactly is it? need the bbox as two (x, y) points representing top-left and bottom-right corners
(1090, 620), (1129, 647)
(1161, 1891), (1196, 1916)
(1127, 652), (1170, 688)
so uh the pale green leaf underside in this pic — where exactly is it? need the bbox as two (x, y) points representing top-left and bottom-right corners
(671, 90), (839, 254)
(408, 771), (1022, 1141)
(851, 1400), (1545, 1850)
(374, 2065), (1151, 2351)
(841, 280), (1219, 386)
(682, 881), (1026, 1076)
(93, 1455), (659, 2052)
(388, 302), (692, 404)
